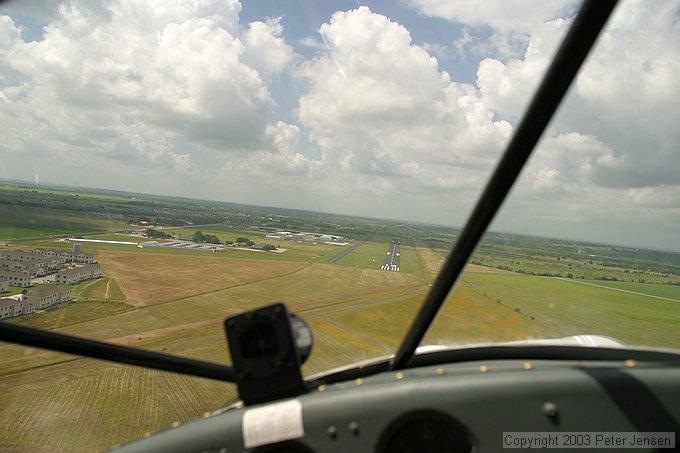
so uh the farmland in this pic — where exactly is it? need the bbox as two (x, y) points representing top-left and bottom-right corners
(0, 244), (430, 451)
(1, 233), (679, 452)
(0, 204), (128, 240)
(1, 183), (680, 452)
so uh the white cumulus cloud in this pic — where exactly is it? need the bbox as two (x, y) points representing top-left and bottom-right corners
(298, 6), (511, 205)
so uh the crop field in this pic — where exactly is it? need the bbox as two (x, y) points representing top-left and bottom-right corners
(1, 234), (679, 452)
(0, 184), (133, 203)
(0, 205), (127, 240)
(0, 346), (235, 453)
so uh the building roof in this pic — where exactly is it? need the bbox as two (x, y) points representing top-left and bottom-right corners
(32, 247), (94, 258)
(28, 285), (72, 297)
(31, 257), (61, 264)
(69, 251), (94, 257)
(0, 270), (31, 278)
(0, 259), (28, 268)
(2, 251), (36, 259)
(0, 298), (20, 308)
(58, 266), (100, 276)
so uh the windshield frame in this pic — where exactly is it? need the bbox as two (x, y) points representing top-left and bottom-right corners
(390, 0), (619, 370)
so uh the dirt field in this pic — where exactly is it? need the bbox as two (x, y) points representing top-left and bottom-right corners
(97, 252), (307, 307)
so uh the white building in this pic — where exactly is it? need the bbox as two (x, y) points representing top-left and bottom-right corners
(0, 270), (31, 287)
(24, 286), (72, 310)
(0, 280), (7, 293)
(56, 266), (104, 284)
(0, 298), (19, 319)
(0, 259), (29, 272)
(0, 298), (34, 319)
(0, 250), (37, 262)
(31, 248), (96, 264)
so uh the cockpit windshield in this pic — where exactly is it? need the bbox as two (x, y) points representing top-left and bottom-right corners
(1, 0), (679, 451)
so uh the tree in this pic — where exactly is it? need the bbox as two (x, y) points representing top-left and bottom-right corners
(204, 234), (221, 244)
(145, 228), (171, 239)
(192, 231), (205, 242)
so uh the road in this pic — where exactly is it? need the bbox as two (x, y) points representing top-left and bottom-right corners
(380, 238), (400, 272)
(556, 277), (680, 303)
(328, 235), (372, 264)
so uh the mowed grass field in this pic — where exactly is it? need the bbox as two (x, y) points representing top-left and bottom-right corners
(334, 241), (392, 268)
(333, 237), (423, 276)
(462, 272), (680, 349)
(1, 239), (679, 452)
(582, 279), (680, 300)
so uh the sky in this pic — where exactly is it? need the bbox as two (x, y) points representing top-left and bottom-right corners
(0, 0), (679, 251)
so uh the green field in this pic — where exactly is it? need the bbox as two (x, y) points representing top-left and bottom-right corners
(11, 300), (132, 331)
(334, 241), (391, 268)
(462, 272), (680, 349)
(73, 277), (127, 302)
(0, 204), (127, 240)
(332, 237), (422, 276)
(582, 279), (680, 300)
(77, 233), (144, 242)
(469, 240), (680, 285)
(0, 183), (134, 203)
(1, 224), (680, 451)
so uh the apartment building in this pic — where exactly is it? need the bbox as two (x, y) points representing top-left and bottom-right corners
(24, 286), (72, 309)
(56, 265), (104, 284)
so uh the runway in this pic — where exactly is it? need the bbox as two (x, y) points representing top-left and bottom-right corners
(380, 238), (400, 272)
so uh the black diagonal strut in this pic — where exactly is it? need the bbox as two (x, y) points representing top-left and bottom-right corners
(0, 322), (235, 382)
(390, 0), (619, 371)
